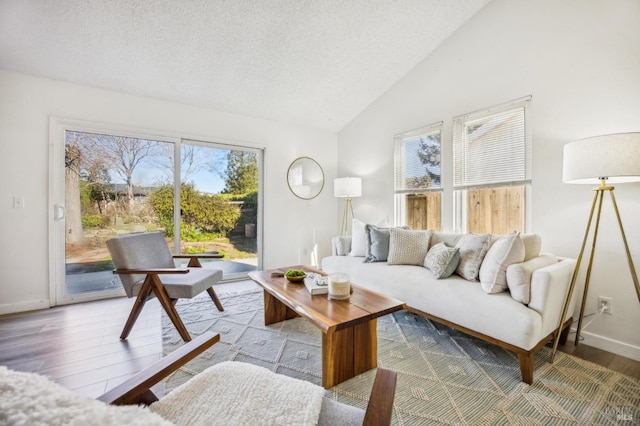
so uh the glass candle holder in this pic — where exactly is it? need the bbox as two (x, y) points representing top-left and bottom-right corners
(328, 272), (350, 300)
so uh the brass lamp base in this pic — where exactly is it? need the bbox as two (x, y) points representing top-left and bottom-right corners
(550, 179), (640, 363)
(340, 197), (355, 236)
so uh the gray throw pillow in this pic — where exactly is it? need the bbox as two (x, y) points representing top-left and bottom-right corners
(454, 233), (491, 281)
(364, 224), (409, 263)
(387, 228), (432, 266)
(424, 242), (460, 279)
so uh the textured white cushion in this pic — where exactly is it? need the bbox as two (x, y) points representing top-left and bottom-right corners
(480, 232), (525, 293)
(454, 233), (491, 281)
(151, 361), (324, 426)
(349, 218), (367, 257)
(0, 366), (172, 426)
(388, 228), (432, 266)
(424, 243), (460, 279)
(507, 253), (558, 304)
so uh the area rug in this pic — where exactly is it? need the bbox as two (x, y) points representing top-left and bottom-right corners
(162, 289), (640, 425)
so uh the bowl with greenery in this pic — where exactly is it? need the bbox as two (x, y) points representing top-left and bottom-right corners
(285, 269), (306, 282)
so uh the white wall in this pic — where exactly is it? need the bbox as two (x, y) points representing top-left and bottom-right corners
(338, 0), (640, 360)
(0, 70), (338, 314)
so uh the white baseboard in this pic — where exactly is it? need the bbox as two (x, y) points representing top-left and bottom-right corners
(571, 327), (640, 362)
(0, 299), (50, 316)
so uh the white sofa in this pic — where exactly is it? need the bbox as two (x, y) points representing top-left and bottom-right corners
(321, 230), (577, 384)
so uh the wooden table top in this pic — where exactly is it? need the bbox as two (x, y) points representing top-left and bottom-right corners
(248, 265), (405, 334)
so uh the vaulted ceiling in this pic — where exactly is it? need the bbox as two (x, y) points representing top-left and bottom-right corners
(0, 0), (492, 131)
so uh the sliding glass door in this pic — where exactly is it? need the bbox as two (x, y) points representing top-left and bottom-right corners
(50, 119), (262, 305)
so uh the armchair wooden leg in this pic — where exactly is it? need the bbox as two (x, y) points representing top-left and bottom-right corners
(150, 275), (192, 342)
(120, 277), (153, 340)
(207, 287), (224, 312)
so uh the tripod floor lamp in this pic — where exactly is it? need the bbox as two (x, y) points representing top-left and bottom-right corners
(550, 132), (640, 363)
(334, 177), (362, 236)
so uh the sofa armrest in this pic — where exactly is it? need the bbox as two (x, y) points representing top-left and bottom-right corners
(332, 236), (352, 256)
(528, 258), (577, 336)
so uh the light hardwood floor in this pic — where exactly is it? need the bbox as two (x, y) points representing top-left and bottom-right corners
(1, 280), (638, 399)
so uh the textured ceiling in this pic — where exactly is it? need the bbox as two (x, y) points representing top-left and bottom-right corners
(0, 0), (491, 131)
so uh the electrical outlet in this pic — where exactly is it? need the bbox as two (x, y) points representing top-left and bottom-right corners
(598, 296), (613, 315)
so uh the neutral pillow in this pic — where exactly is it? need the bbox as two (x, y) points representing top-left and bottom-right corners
(424, 242), (460, 279)
(520, 233), (542, 261)
(349, 218), (367, 257)
(507, 253), (557, 304)
(387, 228), (432, 266)
(480, 232), (526, 293)
(454, 233), (491, 281)
(333, 236), (352, 256)
(364, 225), (409, 263)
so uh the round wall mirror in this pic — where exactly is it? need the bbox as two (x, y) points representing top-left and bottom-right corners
(287, 157), (324, 200)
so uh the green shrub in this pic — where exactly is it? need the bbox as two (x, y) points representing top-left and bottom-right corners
(82, 215), (103, 229)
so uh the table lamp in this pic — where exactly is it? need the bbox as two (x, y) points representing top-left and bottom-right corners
(334, 177), (362, 236)
(550, 132), (640, 362)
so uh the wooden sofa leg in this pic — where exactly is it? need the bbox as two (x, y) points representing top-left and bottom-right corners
(518, 352), (534, 385)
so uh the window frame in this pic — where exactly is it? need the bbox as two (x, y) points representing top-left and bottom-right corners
(393, 122), (443, 230)
(452, 96), (532, 233)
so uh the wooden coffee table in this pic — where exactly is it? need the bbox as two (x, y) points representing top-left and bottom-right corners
(248, 265), (405, 388)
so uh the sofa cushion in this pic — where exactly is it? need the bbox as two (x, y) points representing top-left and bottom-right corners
(454, 233), (491, 281)
(480, 232), (525, 293)
(424, 242), (460, 279)
(388, 228), (432, 266)
(507, 253), (557, 304)
(349, 218), (367, 257)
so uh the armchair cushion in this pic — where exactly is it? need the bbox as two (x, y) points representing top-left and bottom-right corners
(150, 361), (325, 425)
(0, 366), (172, 426)
(130, 268), (223, 299)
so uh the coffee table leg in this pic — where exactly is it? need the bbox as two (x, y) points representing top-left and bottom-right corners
(322, 319), (377, 388)
(262, 290), (298, 325)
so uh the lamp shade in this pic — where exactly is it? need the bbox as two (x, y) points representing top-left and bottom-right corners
(563, 132), (640, 184)
(334, 177), (362, 198)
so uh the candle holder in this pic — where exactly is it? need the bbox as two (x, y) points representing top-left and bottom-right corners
(328, 272), (351, 300)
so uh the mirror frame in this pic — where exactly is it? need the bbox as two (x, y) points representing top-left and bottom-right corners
(287, 156), (325, 200)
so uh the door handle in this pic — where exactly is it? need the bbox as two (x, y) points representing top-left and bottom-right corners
(54, 204), (66, 221)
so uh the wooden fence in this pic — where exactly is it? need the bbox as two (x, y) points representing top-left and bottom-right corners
(467, 186), (525, 234)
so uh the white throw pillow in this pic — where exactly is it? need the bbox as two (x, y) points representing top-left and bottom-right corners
(388, 228), (432, 266)
(480, 232), (525, 293)
(454, 233), (491, 281)
(506, 253), (557, 304)
(349, 218), (367, 257)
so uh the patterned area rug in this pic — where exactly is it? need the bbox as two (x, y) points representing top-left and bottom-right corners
(162, 289), (640, 425)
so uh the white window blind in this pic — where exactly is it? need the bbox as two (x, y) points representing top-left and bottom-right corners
(453, 96), (531, 188)
(394, 122), (443, 193)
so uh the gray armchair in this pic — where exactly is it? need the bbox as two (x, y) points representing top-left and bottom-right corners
(106, 232), (224, 342)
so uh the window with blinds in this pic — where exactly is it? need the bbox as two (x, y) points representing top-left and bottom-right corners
(453, 96), (531, 189)
(452, 96), (532, 234)
(394, 122), (443, 192)
(394, 122), (442, 230)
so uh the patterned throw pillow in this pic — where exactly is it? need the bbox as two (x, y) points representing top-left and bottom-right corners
(454, 233), (491, 281)
(424, 242), (460, 279)
(387, 228), (432, 266)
